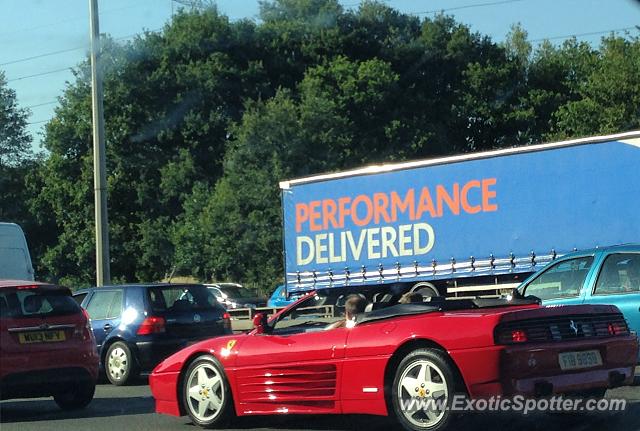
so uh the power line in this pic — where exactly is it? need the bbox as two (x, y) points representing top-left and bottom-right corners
(4, 28), (164, 83)
(0, 3), (152, 38)
(1, 46), (87, 67)
(25, 100), (58, 109)
(1, 28), (162, 68)
(114, 28), (163, 42)
(27, 119), (49, 125)
(530, 26), (638, 42)
(7, 24), (637, 85)
(7, 67), (72, 83)
(411, 0), (526, 15)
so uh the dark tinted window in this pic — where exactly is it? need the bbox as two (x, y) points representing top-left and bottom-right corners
(0, 288), (80, 318)
(149, 285), (219, 313)
(86, 290), (123, 320)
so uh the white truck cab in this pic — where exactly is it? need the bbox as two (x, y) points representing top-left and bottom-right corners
(0, 222), (34, 281)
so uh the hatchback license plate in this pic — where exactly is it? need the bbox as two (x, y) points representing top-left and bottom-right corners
(18, 330), (66, 344)
(559, 350), (602, 370)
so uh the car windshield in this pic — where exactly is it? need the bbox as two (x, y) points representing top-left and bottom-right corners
(520, 256), (594, 300)
(270, 291), (336, 333)
(148, 285), (219, 313)
(0, 287), (80, 319)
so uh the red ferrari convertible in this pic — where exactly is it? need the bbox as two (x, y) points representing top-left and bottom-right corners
(150, 291), (637, 431)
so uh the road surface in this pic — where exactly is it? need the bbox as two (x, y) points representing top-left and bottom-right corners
(1, 378), (638, 431)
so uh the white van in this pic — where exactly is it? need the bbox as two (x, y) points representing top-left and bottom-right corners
(0, 222), (35, 280)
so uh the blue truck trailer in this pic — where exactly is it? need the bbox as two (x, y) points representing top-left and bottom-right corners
(279, 131), (640, 297)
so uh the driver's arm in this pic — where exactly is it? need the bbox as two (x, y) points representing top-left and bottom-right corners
(325, 319), (345, 331)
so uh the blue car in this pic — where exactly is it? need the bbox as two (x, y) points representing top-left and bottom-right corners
(517, 244), (640, 363)
(73, 283), (231, 385)
(267, 284), (302, 308)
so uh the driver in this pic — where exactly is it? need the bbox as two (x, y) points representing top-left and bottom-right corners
(623, 262), (640, 292)
(326, 294), (367, 330)
(398, 292), (423, 304)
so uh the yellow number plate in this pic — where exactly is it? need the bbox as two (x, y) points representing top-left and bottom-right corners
(18, 330), (66, 344)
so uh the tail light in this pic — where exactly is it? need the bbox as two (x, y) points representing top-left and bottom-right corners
(496, 328), (528, 344)
(137, 316), (166, 335)
(74, 308), (94, 341)
(608, 322), (628, 336)
(222, 312), (231, 333)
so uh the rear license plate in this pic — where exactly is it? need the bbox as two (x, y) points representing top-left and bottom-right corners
(18, 330), (66, 344)
(559, 350), (602, 370)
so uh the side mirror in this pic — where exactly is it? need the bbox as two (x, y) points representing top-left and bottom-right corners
(253, 312), (269, 334)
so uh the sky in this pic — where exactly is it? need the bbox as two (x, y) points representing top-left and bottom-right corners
(2, 0), (639, 151)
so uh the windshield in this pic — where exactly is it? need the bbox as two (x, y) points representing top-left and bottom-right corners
(149, 285), (220, 313)
(219, 286), (254, 299)
(520, 256), (594, 300)
(270, 290), (339, 333)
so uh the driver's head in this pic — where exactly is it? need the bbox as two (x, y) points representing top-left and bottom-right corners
(344, 294), (367, 320)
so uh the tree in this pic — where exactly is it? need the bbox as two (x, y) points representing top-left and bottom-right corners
(0, 71), (31, 168)
(0, 70), (33, 223)
(174, 93), (302, 284)
(552, 35), (640, 137)
(23, 0), (640, 287)
(0, 70), (33, 226)
(30, 9), (271, 285)
(0, 71), (53, 277)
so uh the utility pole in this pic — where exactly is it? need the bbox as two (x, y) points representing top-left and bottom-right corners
(89, 0), (111, 286)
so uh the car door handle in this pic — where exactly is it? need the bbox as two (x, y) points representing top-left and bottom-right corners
(103, 323), (113, 332)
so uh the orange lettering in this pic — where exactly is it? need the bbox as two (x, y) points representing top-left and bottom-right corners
(416, 187), (436, 219)
(295, 203), (309, 232)
(436, 184), (460, 216)
(461, 180), (482, 214)
(482, 178), (498, 211)
(309, 201), (322, 231)
(352, 195), (373, 227)
(373, 193), (391, 224)
(338, 197), (351, 228)
(391, 189), (416, 221)
(322, 199), (338, 229)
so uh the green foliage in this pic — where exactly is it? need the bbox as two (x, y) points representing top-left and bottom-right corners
(552, 36), (640, 137)
(18, 0), (640, 288)
(259, 0), (343, 23)
(0, 71), (32, 168)
(0, 71), (50, 275)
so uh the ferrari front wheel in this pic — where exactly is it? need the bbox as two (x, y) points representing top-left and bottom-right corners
(182, 355), (234, 428)
(391, 348), (458, 431)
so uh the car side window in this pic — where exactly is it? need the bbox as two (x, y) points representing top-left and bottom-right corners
(85, 290), (123, 320)
(523, 256), (594, 300)
(73, 292), (87, 306)
(594, 253), (640, 295)
(109, 290), (123, 317)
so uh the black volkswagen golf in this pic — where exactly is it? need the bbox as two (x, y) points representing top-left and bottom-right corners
(74, 283), (231, 385)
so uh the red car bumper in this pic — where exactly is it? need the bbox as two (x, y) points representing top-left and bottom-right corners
(150, 370), (182, 416)
(499, 335), (638, 396)
(0, 345), (99, 400)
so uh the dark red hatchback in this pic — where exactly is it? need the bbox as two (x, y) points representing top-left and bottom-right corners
(0, 280), (99, 409)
